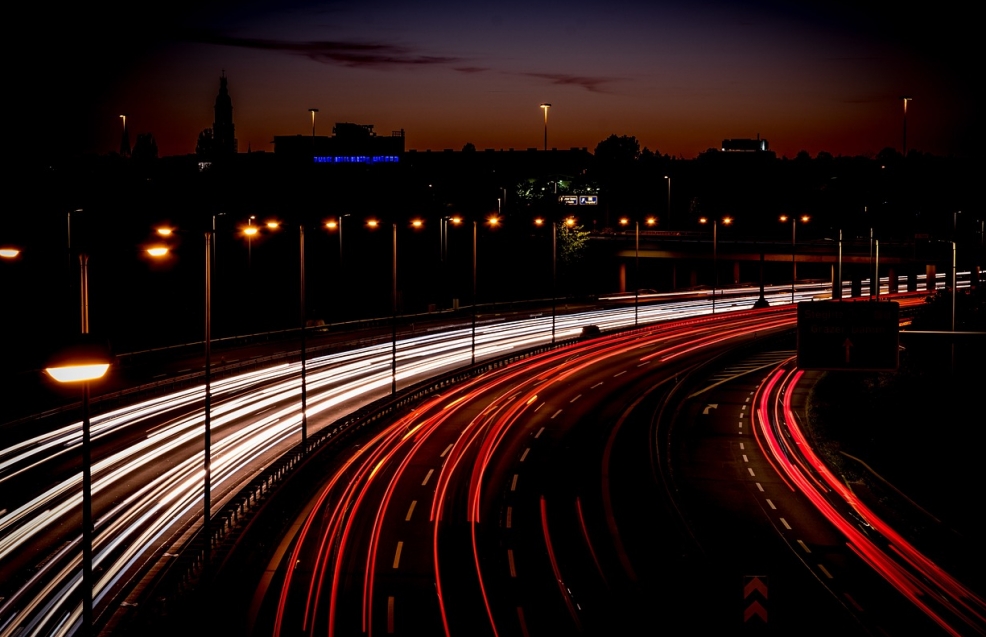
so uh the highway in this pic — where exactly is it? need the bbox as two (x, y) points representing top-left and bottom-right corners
(0, 273), (970, 636)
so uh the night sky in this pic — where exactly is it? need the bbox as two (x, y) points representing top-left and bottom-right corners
(22, 0), (975, 161)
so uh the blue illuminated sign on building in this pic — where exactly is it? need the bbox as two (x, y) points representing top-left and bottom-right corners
(313, 155), (401, 164)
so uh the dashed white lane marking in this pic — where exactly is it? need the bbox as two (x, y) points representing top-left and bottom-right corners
(535, 426), (545, 439)
(591, 382), (603, 389)
(738, 421), (744, 427)
(506, 507), (513, 529)
(742, 455), (749, 462)
(766, 499), (776, 510)
(739, 443), (745, 450)
(511, 474), (519, 491)
(440, 444), (453, 458)
(508, 549), (517, 577)
(551, 409), (563, 419)
(741, 405), (747, 411)
(818, 564), (834, 579)
(798, 540), (812, 554)
(520, 448), (530, 462)
(570, 394), (582, 403)
(534, 402), (545, 412)
(780, 518), (792, 530)
(393, 542), (404, 568)
(405, 501), (417, 521)
(613, 371), (627, 378)
(755, 482), (764, 492)
(745, 396), (751, 402)
(422, 469), (434, 486)
(637, 361), (651, 367)
(748, 468), (756, 477)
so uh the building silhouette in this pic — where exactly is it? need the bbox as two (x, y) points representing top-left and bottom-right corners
(213, 71), (237, 156)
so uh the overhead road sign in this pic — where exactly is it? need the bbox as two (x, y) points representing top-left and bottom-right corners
(797, 301), (899, 371)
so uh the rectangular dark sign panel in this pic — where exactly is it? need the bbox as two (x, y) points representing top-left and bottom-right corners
(797, 301), (899, 371)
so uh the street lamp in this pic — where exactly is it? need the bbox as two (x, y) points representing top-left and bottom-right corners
(0, 247), (21, 258)
(664, 175), (671, 230)
(244, 216), (258, 269)
(901, 96), (912, 156)
(780, 214), (809, 304)
(699, 216), (732, 313)
(619, 217), (641, 326)
(309, 107), (318, 138)
(44, 253), (110, 636)
(540, 103), (551, 151)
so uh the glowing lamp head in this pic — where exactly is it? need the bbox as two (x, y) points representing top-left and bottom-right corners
(800, 215), (810, 223)
(450, 216), (463, 225)
(45, 336), (112, 383)
(243, 226), (259, 237)
(534, 218), (544, 226)
(565, 217), (576, 227)
(619, 218), (629, 226)
(779, 215), (789, 223)
(411, 219), (423, 229)
(266, 221), (280, 230)
(698, 217), (708, 225)
(645, 217), (656, 226)
(146, 246), (169, 258)
(488, 216), (500, 227)
(0, 247), (20, 258)
(156, 227), (173, 237)
(326, 220), (338, 230)
(367, 219), (379, 229)
(722, 216), (733, 226)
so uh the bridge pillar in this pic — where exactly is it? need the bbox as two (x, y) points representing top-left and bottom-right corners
(851, 277), (862, 297)
(926, 264), (937, 291)
(888, 267), (898, 293)
(618, 262), (627, 293)
(907, 272), (918, 292)
(972, 266), (981, 289)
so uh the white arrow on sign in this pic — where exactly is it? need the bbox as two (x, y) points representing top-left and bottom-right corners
(703, 403), (719, 415)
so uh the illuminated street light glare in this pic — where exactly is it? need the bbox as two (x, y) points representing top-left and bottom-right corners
(488, 216), (500, 226)
(620, 218), (629, 226)
(0, 247), (20, 258)
(534, 218), (544, 226)
(266, 221), (280, 229)
(45, 363), (110, 383)
(146, 246), (169, 257)
(367, 219), (379, 229)
(450, 216), (463, 225)
(326, 220), (338, 230)
(243, 226), (259, 236)
(646, 217), (656, 226)
(565, 217), (575, 227)
(156, 227), (173, 237)
(412, 219), (424, 228)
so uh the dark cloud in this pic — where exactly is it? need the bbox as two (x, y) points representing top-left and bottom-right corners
(453, 66), (491, 74)
(182, 29), (460, 68)
(522, 72), (616, 93)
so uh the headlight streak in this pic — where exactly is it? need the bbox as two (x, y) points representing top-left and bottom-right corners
(1, 289), (931, 635)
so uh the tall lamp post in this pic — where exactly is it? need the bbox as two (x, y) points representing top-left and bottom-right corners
(664, 176), (671, 230)
(45, 253), (110, 636)
(901, 96), (912, 156)
(299, 225), (308, 445)
(780, 214), (809, 304)
(699, 216), (732, 313)
(540, 103), (551, 151)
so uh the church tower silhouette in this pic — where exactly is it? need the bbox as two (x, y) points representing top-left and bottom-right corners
(213, 71), (237, 156)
